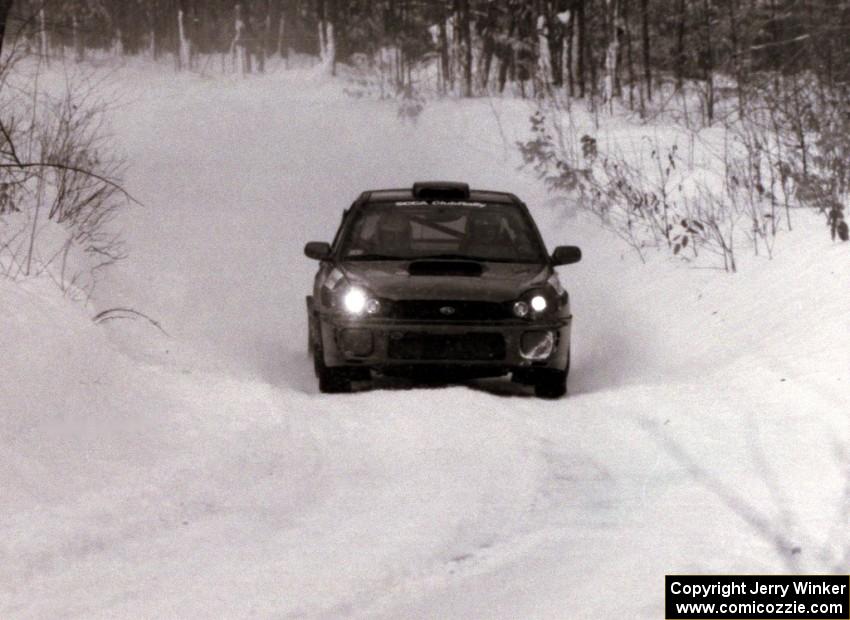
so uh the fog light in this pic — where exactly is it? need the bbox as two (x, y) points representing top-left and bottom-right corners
(520, 330), (555, 360)
(339, 328), (373, 356)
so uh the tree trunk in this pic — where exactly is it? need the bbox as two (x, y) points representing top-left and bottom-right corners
(515, 3), (536, 94)
(460, 0), (472, 96)
(479, 4), (498, 91)
(566, 8), (574, 97)
(72, 13), (84, 62)
(497, 6), (517, 93)
(545, 1), (565, 88)
(623, 0), (635, 109)
(537, 9), (550, 91)
(641, 0), (651, 101)
(317, 0), (335, 75)
(268, 0), (281, 58)
(233, 3), (250, 74)
(177, 6), (191, 70)
(702, 0), (714, 124)
(282, 0), (297, 61)
(0, 0), (14, 56)
(257, 0), (272, 73)
(675, 0), (686, 90)
(114, 27), (124, 56)
(278, 12), (286, 61)
(438, 11), (451, 93)
(728, 0), (744, 117)
(149, 0), (159, 59)
(577, 0), (586, 97)
(317, 18), (325, 62)
(40, 8), (49, 65)
(326, 21), (335, 75)
(497, 39), (512, 93)
(603, 0), (621, 107)
(451, 0), (461, 93)
(327, 0), (337, 76)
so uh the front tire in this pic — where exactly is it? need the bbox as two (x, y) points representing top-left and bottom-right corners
(534, 368), (567, 398)
(315, 347), (352, 393)
(534, 348), (570, 399)
(312, 326), (352, 393)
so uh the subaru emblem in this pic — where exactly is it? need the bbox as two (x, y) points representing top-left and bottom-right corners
(439, 306), (456, 316)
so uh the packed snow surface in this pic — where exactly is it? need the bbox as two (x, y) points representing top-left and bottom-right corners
(1, 61), (848, 618)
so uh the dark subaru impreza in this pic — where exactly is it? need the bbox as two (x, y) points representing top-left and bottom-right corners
(304, 182), (581, 397)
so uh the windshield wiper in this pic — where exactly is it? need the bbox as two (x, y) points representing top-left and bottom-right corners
(414, 253), (519, 263)
(414, 253), (486, 261)
(344, 253), (407, 261)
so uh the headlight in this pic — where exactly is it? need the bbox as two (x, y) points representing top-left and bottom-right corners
(513, 289), (554, 319)
(341, 287), (381, 315)
(530, 295), (547, 312)
(343, 288), (367, 314)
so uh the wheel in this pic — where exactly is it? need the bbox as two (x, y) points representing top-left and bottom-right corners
(534, 368), (567, 398)
(312, 325), (352, 393)
(314, 345), (352, 393)
(533, 348), (570, 399)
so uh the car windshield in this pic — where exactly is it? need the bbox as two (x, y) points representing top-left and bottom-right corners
(339, 201), (546, 263)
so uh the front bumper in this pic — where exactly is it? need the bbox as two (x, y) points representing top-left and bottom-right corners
(317, 313), (571, 372)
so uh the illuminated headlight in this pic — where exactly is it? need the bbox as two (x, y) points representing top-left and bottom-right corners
(530, 295), (547, 312)
(514, 293), (550, 319)
(343, 288), (366, 313)
(513, 300), (530, 318)
(342, 287), (380, 315)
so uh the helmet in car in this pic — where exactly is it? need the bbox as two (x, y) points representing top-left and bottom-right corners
(377, 212), (411, 253)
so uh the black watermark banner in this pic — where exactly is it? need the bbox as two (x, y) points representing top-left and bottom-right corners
(666, 575), (850, 619)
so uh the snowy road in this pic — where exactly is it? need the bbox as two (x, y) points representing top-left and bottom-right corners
(2, 64), (848, 618)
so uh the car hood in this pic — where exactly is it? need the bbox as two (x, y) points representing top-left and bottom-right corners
(340, 261), (549, 301)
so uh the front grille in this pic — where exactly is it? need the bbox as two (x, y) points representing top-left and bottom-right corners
(387, 332), (506, 361)
(385, 300), (509, 321)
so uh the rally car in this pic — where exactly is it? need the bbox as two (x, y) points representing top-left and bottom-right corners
(304, 182), (581, 397)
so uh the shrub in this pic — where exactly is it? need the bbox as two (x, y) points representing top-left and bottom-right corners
(0, 63), (130, 299)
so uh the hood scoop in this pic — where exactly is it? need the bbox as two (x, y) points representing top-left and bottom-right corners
(407, 260), (483, 277)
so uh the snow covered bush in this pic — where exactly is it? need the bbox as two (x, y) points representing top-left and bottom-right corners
(0, 62), (130, 299)
(719, 76), (850, 245)
(758, 79), (850, 243)
(518, 90), (848, 272)
(517, 106), (740, 268)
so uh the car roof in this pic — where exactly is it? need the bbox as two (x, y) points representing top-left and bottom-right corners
(358, 186), (522, 206)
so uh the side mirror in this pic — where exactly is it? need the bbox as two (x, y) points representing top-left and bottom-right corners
(304, 241), (332, 261)
(551, 245), (582, 266)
